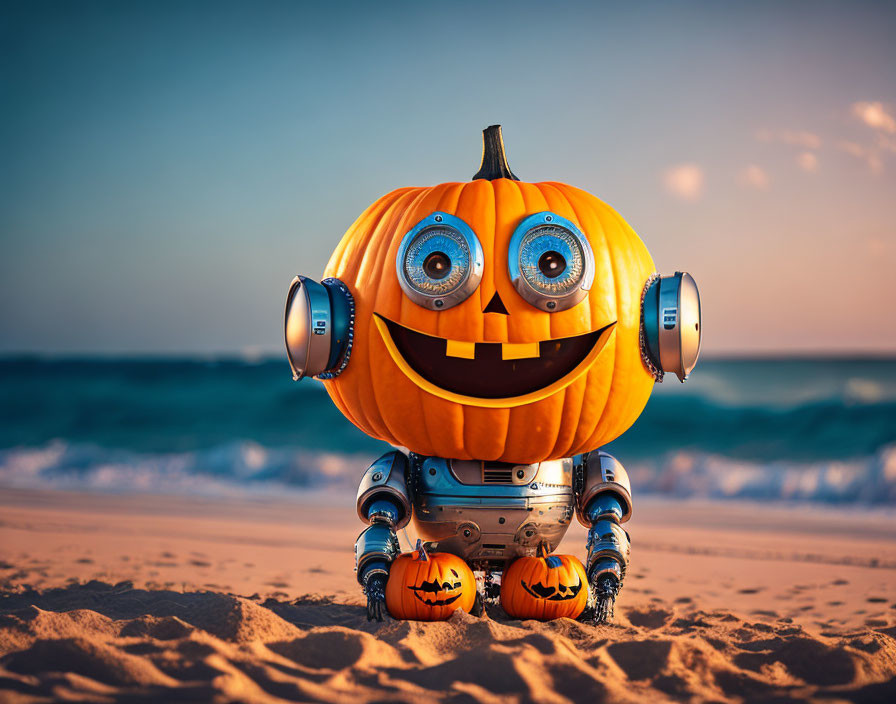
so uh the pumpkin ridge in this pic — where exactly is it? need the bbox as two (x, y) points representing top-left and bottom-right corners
(398, 182), (467, 456)
(501, 182), (554, 463)
(362, 188), (434, 445)
(587, 196), (652, 448)
(325, 188), (418, 441)
(382, 185), (457, 454)
(532, 182), (592, 458)
(324, 187), (415, 434)
(556, 184), (618, 452)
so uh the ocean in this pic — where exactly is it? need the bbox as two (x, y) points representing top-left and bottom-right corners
(1, 357), (894, 504)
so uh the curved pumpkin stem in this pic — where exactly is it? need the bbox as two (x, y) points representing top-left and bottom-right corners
(472, 125), (519, 181)
(415, 538), (429, 561)
(536, 542), (549, 559)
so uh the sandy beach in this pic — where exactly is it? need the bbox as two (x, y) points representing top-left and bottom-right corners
(0, 488), (894, 703)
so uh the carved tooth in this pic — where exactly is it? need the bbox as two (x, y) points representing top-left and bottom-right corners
(501, 342), (540, 360)
(445, 339), (476, 359)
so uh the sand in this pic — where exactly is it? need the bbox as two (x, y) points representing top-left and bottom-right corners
(1, 488), (895, 703)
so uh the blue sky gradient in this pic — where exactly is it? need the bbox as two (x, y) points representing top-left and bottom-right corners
(2, 1), (894, 354)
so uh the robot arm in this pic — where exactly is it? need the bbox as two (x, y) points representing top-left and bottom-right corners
(354, 451), (412, 621)
(575, 451), (632, 623)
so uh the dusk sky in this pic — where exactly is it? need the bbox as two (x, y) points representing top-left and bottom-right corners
(2, 0), (894, 356)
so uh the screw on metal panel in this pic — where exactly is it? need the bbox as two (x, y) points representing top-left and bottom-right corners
(546, 301), (556, 310)
(429, 467), (437, 476)
(372, 472), (383, 482)
(434, 300), (444, 308)
(545, 215), (553, 222)
(435, 215), (442, 222)
(516, 470), (525, 479)
(463, 529), (471, 537)
(498, 517), (505, 524)
(530, 483), (538, 490)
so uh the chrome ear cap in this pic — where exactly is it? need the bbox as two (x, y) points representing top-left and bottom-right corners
(284, 276), (354, 380)
(641, 272), (701, 382)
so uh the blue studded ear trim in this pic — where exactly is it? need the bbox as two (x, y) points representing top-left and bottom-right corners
(315, 277), (355, 380)
(639, 273), (663, 383)
(545, 556), (563, 569)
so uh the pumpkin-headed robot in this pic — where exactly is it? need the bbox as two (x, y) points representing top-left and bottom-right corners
(285, 126), (701, 622)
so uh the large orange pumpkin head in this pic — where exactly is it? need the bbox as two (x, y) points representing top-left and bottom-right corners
(385, 541), (476, 621)
(500, 545), (589, 620)
(285, 126), (701, 464)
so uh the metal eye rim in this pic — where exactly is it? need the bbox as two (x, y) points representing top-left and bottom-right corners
(395, 212), (484, 311)
(508, 212), (595, 312)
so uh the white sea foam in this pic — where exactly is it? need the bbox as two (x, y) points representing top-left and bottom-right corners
(1, 440), (895, 505)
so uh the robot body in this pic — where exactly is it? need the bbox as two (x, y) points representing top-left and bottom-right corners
(285, 126), (702, 622)
(354, 449), (633, 618)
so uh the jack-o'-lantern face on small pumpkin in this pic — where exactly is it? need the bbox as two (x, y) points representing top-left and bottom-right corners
(385, 544), (476, 621)
(407, 568), (465, 607)
(500, 548), (589, 620)
(521, 566), (584, 602)
(322, 126), (656, 464)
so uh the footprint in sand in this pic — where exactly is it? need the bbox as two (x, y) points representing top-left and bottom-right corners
(626, 608), (671, 629)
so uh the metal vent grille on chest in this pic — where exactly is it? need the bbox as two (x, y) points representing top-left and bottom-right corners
(482, 464), (514, 484)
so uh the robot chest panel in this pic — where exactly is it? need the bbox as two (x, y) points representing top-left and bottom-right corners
(410, 456), (576, 566)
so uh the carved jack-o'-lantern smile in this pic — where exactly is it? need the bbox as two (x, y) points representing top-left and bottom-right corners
(374, 314), (617, 408)
(407, 568), (464, 606)
(521, 574), (584, 601)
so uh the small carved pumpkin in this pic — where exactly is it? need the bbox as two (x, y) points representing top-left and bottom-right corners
(322, 126), (655, 464)
(500, 545), (588, 620)
(385, 541), (476, 621)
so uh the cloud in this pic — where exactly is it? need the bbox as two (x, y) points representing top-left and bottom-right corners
(796, 152), (818, 172)
(738, 164), (769, 190)
(755, 129), (821, 150)
(663, 163), (704, 201)
(851, 101), (896, 134)
(838, 141), (883, 174)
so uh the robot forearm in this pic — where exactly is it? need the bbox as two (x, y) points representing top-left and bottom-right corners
(584, 497), (631, 580)
(355, 522), (400, 584)
(354, 451), (411, 588)
(575, 451), (633, 622)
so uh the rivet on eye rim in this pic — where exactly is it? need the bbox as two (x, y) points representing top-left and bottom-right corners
(434, 215), (442, 222)
(545, 215), (553, 222)
(546, 301), (556, 310)
(434, 300), (444, 308)
(372, 472), (383, 481)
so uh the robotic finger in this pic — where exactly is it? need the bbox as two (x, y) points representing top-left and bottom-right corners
(364, 571), (388, 622)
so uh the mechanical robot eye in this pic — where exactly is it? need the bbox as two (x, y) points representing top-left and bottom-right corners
(396, 212), (484, 310)
(508, 212), (595, 312)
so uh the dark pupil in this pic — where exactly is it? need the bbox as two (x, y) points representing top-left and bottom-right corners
(538, 250), (566, 279)
(423, 251), (451, 280)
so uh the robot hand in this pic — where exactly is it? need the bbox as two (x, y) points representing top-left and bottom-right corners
(363, 570), (388, 622)
(579, 555), (623, 625)
(586, 571), (619, 624)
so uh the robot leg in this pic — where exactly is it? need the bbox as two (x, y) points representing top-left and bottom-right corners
(575, 451), (633, 623)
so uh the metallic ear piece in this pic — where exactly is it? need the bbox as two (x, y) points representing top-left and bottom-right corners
(640, 272), (701, 382)
(284, 276), (354, 380)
